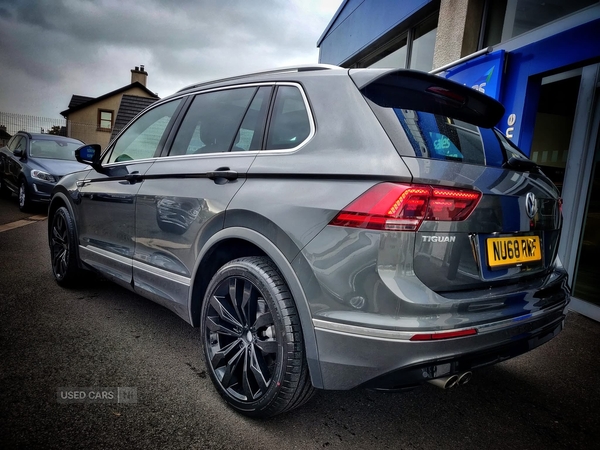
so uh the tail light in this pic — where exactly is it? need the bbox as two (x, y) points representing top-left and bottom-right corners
(330, 183), (481, 231)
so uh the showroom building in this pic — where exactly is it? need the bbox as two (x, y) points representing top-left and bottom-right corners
(318, 0), (600, 321)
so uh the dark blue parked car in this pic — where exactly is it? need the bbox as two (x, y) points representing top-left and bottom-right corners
(0, 131), (86, 211)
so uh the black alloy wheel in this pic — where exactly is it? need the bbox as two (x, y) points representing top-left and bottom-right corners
(50, 206), (81, 286)
(18, 179), (31, 212)
(200, 256), (315, 417)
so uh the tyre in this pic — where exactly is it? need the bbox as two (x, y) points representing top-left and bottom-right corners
(200, 256), (315, 418)
(50, 206), (81, 286)
(18, 179), (31, 212)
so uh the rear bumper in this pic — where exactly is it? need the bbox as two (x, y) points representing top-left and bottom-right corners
(313, 300), (568, 390)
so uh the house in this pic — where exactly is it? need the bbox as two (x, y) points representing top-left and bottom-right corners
(109, 94), (158, 142)
(61, 66), (159, 148)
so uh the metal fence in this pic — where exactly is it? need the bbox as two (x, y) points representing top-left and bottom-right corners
(0, 111), (69, 136)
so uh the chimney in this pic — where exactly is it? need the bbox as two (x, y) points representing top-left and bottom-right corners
(131, 65), (148, 87)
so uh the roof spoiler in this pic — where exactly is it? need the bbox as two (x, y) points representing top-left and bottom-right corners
(350, 68), (505, 128)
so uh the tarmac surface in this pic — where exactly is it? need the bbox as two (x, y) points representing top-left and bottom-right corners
(1, 194), (599, 449)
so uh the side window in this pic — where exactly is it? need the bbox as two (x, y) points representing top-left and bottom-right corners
(232, 86), (272, 151)
(8, 136), (22, 151)
(169, 87), (257, 156)
(266, 86), (311, 150)
(13, 136), (26, 153)
(6, 136), (17, 150)
(106, 99), (181, 164)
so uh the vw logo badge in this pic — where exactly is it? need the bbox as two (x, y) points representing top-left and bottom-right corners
(525, 192), (537, 219)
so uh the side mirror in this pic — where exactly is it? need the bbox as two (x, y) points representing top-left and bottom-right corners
(75, 144), (103, 171)
(13, 149), (24, 158)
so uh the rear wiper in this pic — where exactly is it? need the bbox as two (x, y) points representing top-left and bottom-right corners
(504, 155), (541, 173)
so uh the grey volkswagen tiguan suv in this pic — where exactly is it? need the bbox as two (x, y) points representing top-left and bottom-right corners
(48, 65), (570, 417)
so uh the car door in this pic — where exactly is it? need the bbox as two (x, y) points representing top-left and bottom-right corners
(77, 98), (184, 289)
(5, 135), (27, 190)
(132, 85), (272, 320)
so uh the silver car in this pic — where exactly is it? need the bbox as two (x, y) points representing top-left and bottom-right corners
(48, 65), (570, 417)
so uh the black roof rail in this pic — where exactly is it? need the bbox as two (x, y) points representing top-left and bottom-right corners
(177, 64), (341, 93)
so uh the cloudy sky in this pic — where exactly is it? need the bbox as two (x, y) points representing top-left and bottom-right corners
(0, 0), (342, 120)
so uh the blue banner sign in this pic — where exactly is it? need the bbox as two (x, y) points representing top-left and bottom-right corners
(440, 50), (505, 101)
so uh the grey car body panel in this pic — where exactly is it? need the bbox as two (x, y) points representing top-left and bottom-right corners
(314, 302), (566, 389)
(133, 153), (255, 320)
(48, 66), (570, 393)
(77, 160), (155, 288)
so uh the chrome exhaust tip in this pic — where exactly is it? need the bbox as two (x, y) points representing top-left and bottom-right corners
(427, 374), (459, 389)
(457, 371), (472, 386)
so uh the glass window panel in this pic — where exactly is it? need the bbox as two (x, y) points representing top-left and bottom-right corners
(266, 86), (311, 150)
(410, 18), (437, 72)
(573, 143), (600, 306)
(368, 42), (408, 69)
(484, 0), (598, 46)
(107, 99), (181, 163)
(99, 110), (113, 129)
(529, 70), (581, 193)
(232, 86), (272, 151)
(169, 87), (257, 156)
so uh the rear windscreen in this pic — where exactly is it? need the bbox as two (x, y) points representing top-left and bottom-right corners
(367, 101), (522, 168)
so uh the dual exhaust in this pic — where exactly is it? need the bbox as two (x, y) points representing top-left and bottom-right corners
(427, 371), (472, 389)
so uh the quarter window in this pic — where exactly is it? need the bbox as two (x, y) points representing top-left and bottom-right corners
(169, 87), (257, 156)
(106, 99), (181, 163)
(266, 86), (311, 150)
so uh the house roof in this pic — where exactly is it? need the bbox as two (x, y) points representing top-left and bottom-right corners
(68, 95), (94, 109)
(60, 81), (159, 117)
(110, 95), (159, 141)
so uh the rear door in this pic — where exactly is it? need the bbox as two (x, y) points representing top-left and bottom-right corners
(132, 85), (271, 320)
(5, 135), (27, 190)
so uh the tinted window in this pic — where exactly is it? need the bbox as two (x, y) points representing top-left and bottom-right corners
(232, 86), (272, 151)
(369, 104), (510, 167)
(266, 86), (311, 150)
(169, 87), (256, 156)
(107, 99), (181, 163)
(395, 110), (489, 164)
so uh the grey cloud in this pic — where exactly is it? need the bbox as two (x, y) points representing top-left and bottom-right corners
(0, 0), (341, 118)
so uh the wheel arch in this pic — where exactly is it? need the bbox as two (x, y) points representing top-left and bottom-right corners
(48, 190), (84, 269)
(189, 226), (324, 388)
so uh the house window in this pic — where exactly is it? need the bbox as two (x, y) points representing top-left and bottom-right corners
(362, 14), (438, 71)
(482, 0), (598, 47)
(98, 109), (114, 131)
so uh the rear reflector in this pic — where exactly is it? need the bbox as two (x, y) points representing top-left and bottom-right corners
(330, 183), (481, 231)
(409, 328), (477, 341)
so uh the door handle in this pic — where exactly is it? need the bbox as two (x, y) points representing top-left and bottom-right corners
(207, 168), (238, 182)
(124, 172), (143, 184)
